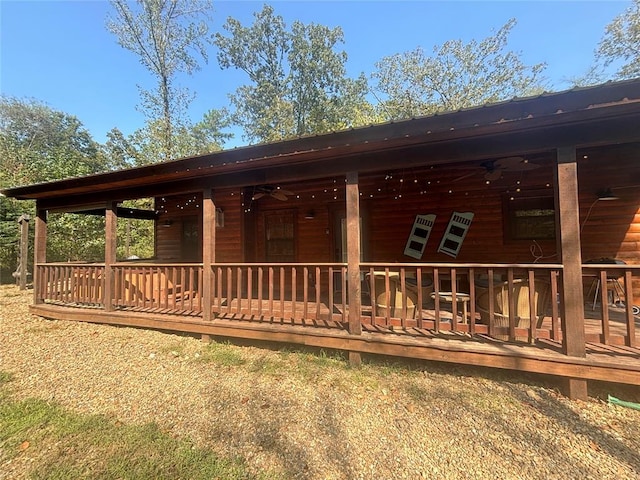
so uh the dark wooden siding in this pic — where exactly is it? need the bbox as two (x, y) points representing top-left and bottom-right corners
(155, 143), (640, 271)
(155, 190), (243, 262)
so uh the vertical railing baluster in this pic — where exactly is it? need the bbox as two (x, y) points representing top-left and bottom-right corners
(315, 266), (321, 321)
(624, 270), (636, 347)
(400, 267), (407, 329)
(468, 268), (476, 335)
(214, 266), (220, 312)
(247, 266), (253, 316)
(549, 271), (558, 340)
(227, 267), (233, 315)
(257, 267), (263, 314)
(416, 267), (423, 328)
(433, 268), (440, 332)
(292, 267), (297, 320)
(528, 269), (536, 343)
(507, 268), (515, 341)
(280, 267), (285, 318)
(369, 267), (376, 326)
(237, 267), (243, 314)
(268, 267), (274, 317)
(450, 268), (458, 332)
(327, 267), (335, 320)
(599, 269), (610, 344)
(303, 267), (309, 320)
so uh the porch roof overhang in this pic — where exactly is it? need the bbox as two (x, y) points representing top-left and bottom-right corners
(3, 78), (640, 211)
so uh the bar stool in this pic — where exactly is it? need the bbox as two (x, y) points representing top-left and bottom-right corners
(584, 258), (626, 310)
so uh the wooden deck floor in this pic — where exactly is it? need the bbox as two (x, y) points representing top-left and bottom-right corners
(31, 301), (640, 388)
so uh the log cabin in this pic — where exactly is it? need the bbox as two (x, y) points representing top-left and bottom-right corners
(4, 78), (640, 399)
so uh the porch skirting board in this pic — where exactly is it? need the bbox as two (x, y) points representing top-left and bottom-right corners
(29, 303), (640, 387)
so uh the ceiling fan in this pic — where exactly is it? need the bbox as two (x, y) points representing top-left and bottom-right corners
(251, 185), (295, 201)
(453, 156), (540, 182)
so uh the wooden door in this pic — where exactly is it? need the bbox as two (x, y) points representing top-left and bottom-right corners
(264, 210), (296, 262)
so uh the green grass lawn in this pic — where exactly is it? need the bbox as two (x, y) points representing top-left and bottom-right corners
(0, 371), (272, 480)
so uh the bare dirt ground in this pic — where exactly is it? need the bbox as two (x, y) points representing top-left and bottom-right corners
(1, 285), (639, 479)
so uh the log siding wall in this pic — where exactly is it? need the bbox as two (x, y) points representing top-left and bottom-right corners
(154, 144), (640, 294)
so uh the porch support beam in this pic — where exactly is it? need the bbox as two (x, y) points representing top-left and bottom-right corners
(346, 172), (362, 365)
(17, 214), (30, 290)
(202, 188), (216, 322)
(555, 146), (587, 400)
(33, 203), (47, 305)
(104, 202), (118, 311)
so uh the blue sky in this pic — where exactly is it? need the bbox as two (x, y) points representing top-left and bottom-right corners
(0, 0), (630, 147)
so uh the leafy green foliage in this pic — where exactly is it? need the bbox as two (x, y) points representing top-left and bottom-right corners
(0, 97), (108, 274)
(0, 197), (29, 283)
(597, 0), (640, 79)
(0, 96), (105, 186)
(214, 4), (374, 143)
(128, 112), (232, 165)
(107, 0), (215, 161)
(372, 19), (547, 120)
(46, 213), (106, 263)
(118, 199), (155, 260)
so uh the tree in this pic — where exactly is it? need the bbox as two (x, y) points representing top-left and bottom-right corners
(0, 97), (108, 274)
(372, 19), (547, 120)
(0, 96), (104, 186)
(597, 0), (640, 80)
(107, 0), (214, 161)
(101, 127), (139, 171)
(214, 4), (372, 143)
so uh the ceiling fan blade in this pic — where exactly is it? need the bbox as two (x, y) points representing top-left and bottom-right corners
(278, 188), (295, 196)
(252, 192), (267, 200)
(495, 156), (540, 171)
(484, 169), (503, 181)
(271, 191), (289, 201)
(452, 171), (478, 182)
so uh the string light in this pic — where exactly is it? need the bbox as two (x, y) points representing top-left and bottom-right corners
(155, 164), (549, 216)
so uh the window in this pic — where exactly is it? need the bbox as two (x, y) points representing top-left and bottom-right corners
(504, 192), (555, 241)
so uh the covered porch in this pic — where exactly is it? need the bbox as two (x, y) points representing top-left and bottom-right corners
(5, 79), (640, 399)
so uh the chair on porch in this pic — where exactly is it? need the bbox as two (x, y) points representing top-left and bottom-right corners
(123, 270), (189, 307)
(367, 271), (418, 319)
(476, 278), (551, 341)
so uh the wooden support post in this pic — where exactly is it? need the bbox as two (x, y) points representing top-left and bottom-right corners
(202, 189), (216, 322)
(33, 205), (47, 304)
(16, 214), (30, 290)
(555, 147), (587, 400)
(346, 172), (362, 365)
(104, 202), (117, 311)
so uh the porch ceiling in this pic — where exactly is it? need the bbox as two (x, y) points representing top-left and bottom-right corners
(3, 78), (640, 209)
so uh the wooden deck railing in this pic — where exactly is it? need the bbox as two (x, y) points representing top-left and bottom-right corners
(35, 263), (203, 314)
(34, 261), (639, 347)
(36, 263), (105, 305)
(361, 263), (563, 344)
(203, 263), (564, 342)
(209, 263), (347, 322)
(112, 263), (203, 314)
(582, 264), (639, 347)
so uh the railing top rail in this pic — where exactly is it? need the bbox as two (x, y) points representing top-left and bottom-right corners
(361, 262), (564, 269)
(201, 262), (564, 269)
(113, 262), (204, 267)
(38, 262), (106, 267)
(207, 262), (348, 267)
(582, 264), (640, 271)
(39, 261), (582, 270)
